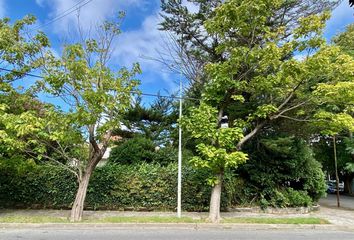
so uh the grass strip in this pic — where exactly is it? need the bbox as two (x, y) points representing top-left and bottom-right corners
(0, 216), (68, 223)
(97, 216), (200, 223)
(0, 215), (329, 224)
(222, 217), (329, 224)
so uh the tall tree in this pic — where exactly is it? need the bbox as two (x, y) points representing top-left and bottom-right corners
(333, 23), (354, 57)
(1, 17), (141, 221)
(115, 96), (177, 145)
(44, 20), (140, 222)
(182, 0), (353, 223)
(182, 103), (248, 222)
(159, 0), (339, 87)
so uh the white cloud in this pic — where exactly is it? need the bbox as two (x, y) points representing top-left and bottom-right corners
(36, 0), (149, 33)
(35, 0), (45, 7)
(35, 0), (182, 91)
(112, 12), (178, 90)
(0, 0), (6, 18)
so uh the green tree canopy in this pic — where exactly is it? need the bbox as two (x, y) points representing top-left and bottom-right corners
(181, 0), (353, 222)
(0, 16), (141, 222)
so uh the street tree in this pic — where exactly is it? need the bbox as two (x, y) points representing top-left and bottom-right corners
(182, 0), (354, 223)
(1, 17), (141, 221)
(337, 22), (354, 176)
(182, 103), (248, 222)
(314, 22), (354, 201)
(311, 49), (354, 206)
(43, 20), (140, 222)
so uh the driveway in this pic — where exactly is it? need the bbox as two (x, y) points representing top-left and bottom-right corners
(319, 194), (354, 210)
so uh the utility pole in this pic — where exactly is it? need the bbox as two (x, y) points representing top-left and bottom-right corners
(177, 74), (183, 218)
(177, 17), (185, 218)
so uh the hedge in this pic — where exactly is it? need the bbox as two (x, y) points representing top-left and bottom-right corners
(0, 159), (222, 211)
(0, 158), (319, 210)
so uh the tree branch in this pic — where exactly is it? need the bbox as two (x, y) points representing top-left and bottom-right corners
(271, 100), (309, 120)
(25, 149), (79, 180)
(88, 124), (100, 153)
(277, 115), (314, 122)
(236, 121), (266, 150)
(277, 79), (305, 111)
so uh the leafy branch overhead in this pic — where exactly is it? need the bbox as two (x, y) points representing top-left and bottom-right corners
(181, 103), (247, 174)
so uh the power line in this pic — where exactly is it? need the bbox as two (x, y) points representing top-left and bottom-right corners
(0, 67), (199, 101)
(29, 0), (94, 33)
(0, 67), (44, 78)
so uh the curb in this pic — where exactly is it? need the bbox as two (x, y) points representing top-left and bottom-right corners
(1, 223), (354, 231)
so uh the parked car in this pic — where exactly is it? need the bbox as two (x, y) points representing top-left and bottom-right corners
(327, 180), (344, 193)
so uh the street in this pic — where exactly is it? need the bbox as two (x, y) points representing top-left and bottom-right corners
(1, 228), (354, 240)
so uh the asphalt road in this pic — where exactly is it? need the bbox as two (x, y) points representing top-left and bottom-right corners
(1, 228), (354, 240)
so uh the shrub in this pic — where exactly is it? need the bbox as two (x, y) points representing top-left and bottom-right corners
(285, 188), (313, 207)
(0, 159), (223, 211)
(108, 137), (156, 164)
(0, 153), (319, 210)
(239, 136), (326, 206)
(109, 137), (194, 166)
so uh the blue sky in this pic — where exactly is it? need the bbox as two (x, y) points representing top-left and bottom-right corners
(1, 0), (353, 107)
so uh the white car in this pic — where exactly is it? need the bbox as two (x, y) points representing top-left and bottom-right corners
(327, 180), (344, 193)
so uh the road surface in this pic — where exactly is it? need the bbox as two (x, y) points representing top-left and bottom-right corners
(320, 194), (354, 210)
(1, 228), (354, 240)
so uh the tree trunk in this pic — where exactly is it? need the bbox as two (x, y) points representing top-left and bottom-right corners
(333, 135), (340, 208)
(208, 173), (223, 223)
(344, 175), (353, 195)
(70, 169), (93, 222)
(68, 126), (109, 222)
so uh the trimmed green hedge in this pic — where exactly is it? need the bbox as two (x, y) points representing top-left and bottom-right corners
(0, 159), (216, 211)
(0, 157), (322, 210)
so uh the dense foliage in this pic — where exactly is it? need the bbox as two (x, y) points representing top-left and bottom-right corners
(0, 159), (210, 211)
(169, 0), (352, 222)
(238, 136), (326, 208)
(1, 1), (353, 218)
(0, 158), (323, 210)
(108, 137), (194, 165)
(114, 97), (178, 146)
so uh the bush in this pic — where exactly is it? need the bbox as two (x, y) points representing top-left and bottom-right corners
(238, 136), (326, 206)
(108, 138), (156, 164)
(285, 188), (312, 207)
(0, 158), (77, 208)
(268, 188), (313, 208)
(0, 152), (319, 210)
(109, 137), (193, 166)
(0, 159), (234, 211)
